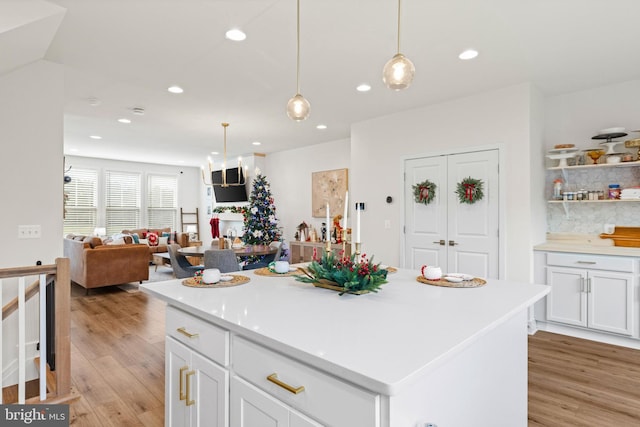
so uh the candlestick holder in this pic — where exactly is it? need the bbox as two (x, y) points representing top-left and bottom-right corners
(326, 239), (332, 256)
(354, 242), (362, 263)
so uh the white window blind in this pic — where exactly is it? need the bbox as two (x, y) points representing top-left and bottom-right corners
(147, 174), (177, 229)
(106, 170), (141, 235)
(63, 168), (98, 235)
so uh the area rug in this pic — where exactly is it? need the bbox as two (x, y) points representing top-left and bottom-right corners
(117, 265), (176, 293)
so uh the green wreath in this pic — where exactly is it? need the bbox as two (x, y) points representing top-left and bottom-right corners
(412, 179), (437, 205)
(456, 177), (484, 204)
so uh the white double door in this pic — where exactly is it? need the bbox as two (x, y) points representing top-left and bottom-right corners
(404, 149), (499, 278)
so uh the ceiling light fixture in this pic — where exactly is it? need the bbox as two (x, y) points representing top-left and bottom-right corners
(202, 123), (247, 187)
(167, 85), (184, 94)
(458, 49), (478, 60)
(252, 141), (261, 146)
(225, 29), (246, 41)
(316, 124), (327, 130)
(382, 0), (415, 90)
(89, 135), (102, 140)
(118, 118), (131, 124)
(286, 0), (310, 121)
(356, 83), (372, 92)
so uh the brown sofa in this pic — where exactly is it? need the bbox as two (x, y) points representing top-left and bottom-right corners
(121, 228), (190, 260)
(64, 236), (150, 291)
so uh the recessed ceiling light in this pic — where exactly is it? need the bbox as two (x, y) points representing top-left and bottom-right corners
(252, 141), (261, 146)
(211, 151), (219, 155)
(356, 83), (371, 92)
(168, 85), (184, 94)
(225, 29), (246, 41)
(118, 118), (131, 124)
(459, 49), (479, 60)
(89, 135), (102, 140)
(316, 124), (327, 130)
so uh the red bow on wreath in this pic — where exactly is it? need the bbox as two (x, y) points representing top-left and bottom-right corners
(463, 183), (475, 202)
(419, 186), (430, 202)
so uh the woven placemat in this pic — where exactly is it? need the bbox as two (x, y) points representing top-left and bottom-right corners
(253, 267), (303, 277)
(416, 275), (486, 288)
(182, 274), (250, 288)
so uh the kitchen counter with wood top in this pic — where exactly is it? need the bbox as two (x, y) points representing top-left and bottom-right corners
(534, 233), (640, 257)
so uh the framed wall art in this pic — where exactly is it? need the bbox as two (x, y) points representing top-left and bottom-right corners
(311, 168), (348, 218)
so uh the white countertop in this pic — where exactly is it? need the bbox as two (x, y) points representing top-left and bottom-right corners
(141, 268), (548, 395)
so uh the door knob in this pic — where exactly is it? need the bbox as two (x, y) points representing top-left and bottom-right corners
(449, 240), (459, 246)
(433, 240), (445, 246)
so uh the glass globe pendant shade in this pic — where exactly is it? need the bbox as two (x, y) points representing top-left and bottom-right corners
(382, 53), (415, 90)
(286, 93), (311, 121)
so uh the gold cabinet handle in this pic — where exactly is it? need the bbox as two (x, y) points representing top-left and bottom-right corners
(177, 327), (199, 338)
(179, 366), (188, 401)
(266, 373), (305, 394)
(186, 370), (196, 406)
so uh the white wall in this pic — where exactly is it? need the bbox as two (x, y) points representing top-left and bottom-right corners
(65, 155), (201, 235)
(351, 84), (537, 282)
(0, 59), (63, 384)
(264, 139), (350, 245)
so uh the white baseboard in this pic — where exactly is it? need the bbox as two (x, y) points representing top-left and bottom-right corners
(535, 321), (640, 350)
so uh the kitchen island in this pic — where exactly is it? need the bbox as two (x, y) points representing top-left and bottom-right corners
(141, 267), (548, 427)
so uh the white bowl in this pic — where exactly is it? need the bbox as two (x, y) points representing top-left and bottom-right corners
(598, 127), (625, 135)
(607, 155), (622, 164)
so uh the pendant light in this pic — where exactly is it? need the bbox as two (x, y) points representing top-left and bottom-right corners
(383, 0), (415, 90)
(286, 0), (310, 121)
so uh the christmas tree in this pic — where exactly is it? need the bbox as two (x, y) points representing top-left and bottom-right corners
(242, 173), (281, 245)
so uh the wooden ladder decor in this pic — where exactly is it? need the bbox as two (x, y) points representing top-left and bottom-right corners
(180, 207), (200, 240)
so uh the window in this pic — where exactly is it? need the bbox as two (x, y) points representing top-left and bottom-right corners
(63, 168), (98, 235)
(105, 170), (141, 235)
(147, 174), (177, 230)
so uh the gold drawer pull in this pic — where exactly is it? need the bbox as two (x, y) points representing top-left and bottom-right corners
(186, 370), (196, 406)
(179, 366), (188, 401)
(267, 373), (305, 394)
(177, 327), (199, 338)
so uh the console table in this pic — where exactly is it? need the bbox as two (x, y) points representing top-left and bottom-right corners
(289, 241), (351, 263)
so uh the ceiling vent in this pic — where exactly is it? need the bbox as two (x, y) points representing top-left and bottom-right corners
(131, 107), (145, 115)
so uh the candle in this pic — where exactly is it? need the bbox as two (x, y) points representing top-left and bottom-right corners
(201, 166), (205, 181)
(356, 202), (361, 243)
(326, 202), (330, 242)
(343, 191), (348, 231)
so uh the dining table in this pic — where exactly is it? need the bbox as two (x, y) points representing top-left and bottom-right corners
(178, 244), (278, 259)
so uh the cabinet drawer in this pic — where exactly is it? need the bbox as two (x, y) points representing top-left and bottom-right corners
(232, 336), (379, 427)
(546, 252), (636, 273)
(166, 306), (229, 366)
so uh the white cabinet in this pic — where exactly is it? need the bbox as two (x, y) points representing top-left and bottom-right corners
(231, 376), (322, 427)
(165, 306), (230, 427)
(166, 337), (229, 426)
(542, 252), (637, 337)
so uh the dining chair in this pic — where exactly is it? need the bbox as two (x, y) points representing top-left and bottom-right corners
(242, 241), (282, 270)
(167, 244), (202, 278)
(204, 249), (240, 273)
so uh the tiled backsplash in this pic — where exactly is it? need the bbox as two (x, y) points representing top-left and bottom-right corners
(546, 165), (640, 233)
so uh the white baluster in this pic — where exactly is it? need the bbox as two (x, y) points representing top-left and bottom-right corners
(39, 273), (47, 400)
(18, 276), (25, 404)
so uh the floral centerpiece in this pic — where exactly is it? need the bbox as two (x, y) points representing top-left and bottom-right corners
(296, 250), (388, 295)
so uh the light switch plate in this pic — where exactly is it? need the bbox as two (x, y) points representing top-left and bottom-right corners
(18, 225), (41, 239)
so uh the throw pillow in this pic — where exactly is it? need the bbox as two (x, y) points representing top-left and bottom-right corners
(131, 233), (140, 244)
(139, 238), (149, 245)
(158, 236), (168, 246)
(107, 238), (125, 245)
(147, 232), (159, 246)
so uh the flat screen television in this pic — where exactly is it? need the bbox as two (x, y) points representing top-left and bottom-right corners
(211, 169), (248, 202)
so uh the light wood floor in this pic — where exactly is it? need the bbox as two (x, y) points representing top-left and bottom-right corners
(65, 284), (640, 426)
(68, 284), (166, 426)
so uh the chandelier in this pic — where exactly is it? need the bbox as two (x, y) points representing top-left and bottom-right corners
(202, 123), (247, 187)
(286, 0), (310, 121)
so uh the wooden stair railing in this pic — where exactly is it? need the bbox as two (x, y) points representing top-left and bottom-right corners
(0, 258), (72, 404)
